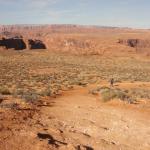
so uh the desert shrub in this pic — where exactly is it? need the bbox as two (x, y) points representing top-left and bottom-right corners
(40, 88), (52, 97)
(12, 88), (40, 103)
(129, 88), (150, 99)
(100, 88), (135, 103)
(113, 89), (127, 100)
(101, 88), (118, 102)
(90, 86), (135, 103)
(0, 86), (11, 95)
(21, 91), (39, 103)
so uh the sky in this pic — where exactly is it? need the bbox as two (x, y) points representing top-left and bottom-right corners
(0, 0), (150, 28)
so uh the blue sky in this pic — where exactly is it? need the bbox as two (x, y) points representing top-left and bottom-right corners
(0, 0), (150, 28)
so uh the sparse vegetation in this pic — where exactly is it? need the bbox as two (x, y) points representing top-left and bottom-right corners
(100, 87), (130, 102)
(90, 86), (136, 103)
(21, 91), (39, 103)
(0, 50), (150, 102)
(40, 86), (52, 97)
(129, 88), (150, 99)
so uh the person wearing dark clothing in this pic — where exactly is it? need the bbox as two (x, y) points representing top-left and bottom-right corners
(110, 78), (114, 87)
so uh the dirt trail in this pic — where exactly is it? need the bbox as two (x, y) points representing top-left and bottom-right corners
(39, 85), (150, 150)
(0, 83), (150, 150)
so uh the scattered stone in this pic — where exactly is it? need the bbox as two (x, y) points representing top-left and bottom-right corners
(76, 145), (94, 150)
(37, 132), (67, 147)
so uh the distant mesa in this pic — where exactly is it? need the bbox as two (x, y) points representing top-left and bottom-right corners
(0, 37), (26, 50)
(28, 39), (46, 49)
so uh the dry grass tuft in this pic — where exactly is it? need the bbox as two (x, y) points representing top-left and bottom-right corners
(0, 86), (11, 95)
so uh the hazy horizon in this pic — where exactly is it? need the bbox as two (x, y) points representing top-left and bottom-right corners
(0, 0), (150, 29)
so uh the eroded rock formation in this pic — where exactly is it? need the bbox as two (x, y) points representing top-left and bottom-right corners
(118, 39), (140, 47)
(28, 39), (46, 49)
(0, 37), (47, 50)
(118, 38), (150, 55)
(118, 38), (150, 48)
(0, 37), (26, 50)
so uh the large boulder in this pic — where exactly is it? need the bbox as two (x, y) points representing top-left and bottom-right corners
(0, 37), (26, 50)
(28, 39), (46, 49)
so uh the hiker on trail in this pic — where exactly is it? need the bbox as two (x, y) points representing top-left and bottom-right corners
(110, 78), (114, 87)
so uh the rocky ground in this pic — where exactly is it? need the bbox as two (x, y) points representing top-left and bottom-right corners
(0, 82), (150, 150)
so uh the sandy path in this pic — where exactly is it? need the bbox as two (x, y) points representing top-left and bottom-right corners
(0, 83), (150, 150)
(38, 85), (150, 150)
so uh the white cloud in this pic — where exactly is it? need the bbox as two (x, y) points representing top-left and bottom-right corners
(27, 0), (60, 9)
(0, 0), (60, 9)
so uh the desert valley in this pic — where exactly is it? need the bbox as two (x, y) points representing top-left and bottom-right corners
(0, 25), (150, 150)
